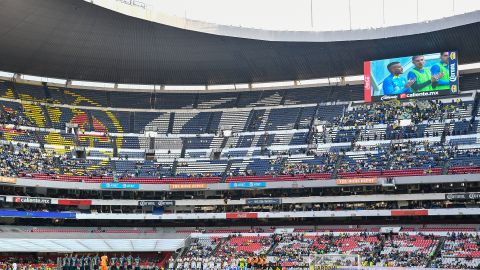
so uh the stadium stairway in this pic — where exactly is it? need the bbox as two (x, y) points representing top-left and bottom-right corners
(221, 160), (234, 182)
(9, 83), (20, 99)
(427, 237), (446, 268)
(212, 238), (226, 254)
(41, 105), (53, 128)
(168, 113), (175, 134)
(172, 237), (193, 270)
(87, 111), (95, 131)
(331, 154), (344, 179)
(22, 103), (47, 128)
(129, 112), (135, 133)
(265, 240), (279, 255)
(441, 122), (450, 144)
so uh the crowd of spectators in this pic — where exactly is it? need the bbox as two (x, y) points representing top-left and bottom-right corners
(334, 99), (469, 128)
(432, 233), (480, 269)
(336, 140), (449, 173)
(172, 232), (480, 269)
(279, 153), (337, 175)
(0, 97), (478, 182)
(379, 234), (438, 267)
(0, 106), (34, 127)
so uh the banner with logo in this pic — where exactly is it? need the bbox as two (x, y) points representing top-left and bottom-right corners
(391, 209), (428, 216)
(0, 176), (16, 184)
(246, 198), (281, 205)
(138, 200), (176, 207)
(336, 178), (378, 185)
(169, 183), (208, 190)
(13, 197), (51, 204)
(364, 51), (458, 102)
(225, 266), (308, 270)
(100, 183), (140, 189)
(445, 193), (480, 200)
(57, 199), (92, 206)
(229, 182), (267, 189)
(0, 210), (76, 219)
(226, 212), (258, 219)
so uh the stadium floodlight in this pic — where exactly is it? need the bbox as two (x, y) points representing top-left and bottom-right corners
(207, 84), (236, 90)
(233, 83), (250, 89)
(344, 75), (364, 82)
(0, 71), (14, 78)
(164, 85), (206, 91)
(117, 83), (155, 90)
(71, 80), (115, 88)
(251, 80), (295, 89)
(297, 78), (330, 86)
(19, 74), (67, 85)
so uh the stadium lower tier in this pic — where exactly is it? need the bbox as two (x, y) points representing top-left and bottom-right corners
(0, 230), (479, 269)
(165, 232), (480, 269)
(0, 253), (169, 270)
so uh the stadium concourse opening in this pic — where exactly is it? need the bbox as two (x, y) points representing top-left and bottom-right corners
(1, 0), (480, 270)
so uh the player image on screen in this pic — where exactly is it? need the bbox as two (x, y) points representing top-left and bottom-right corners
(382, 62), (415, 95)
(408, 55), (443, 93)
(364, 51), (459, 102)
(431, 52), (451, 90)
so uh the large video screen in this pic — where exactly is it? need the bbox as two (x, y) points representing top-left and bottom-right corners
(364, 51), (458, 102)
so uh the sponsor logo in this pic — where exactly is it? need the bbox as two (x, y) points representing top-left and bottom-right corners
(169, 183), (207, 190)
(380, 95), (398, 101)
(229, 182), (266, 189)
(450, 63), (457, 82)
(0, 196), (6, 202)
(13, 197), (52, 204)
(450, 51), (456, 60)
(451, 85), (457, 93)
(100, 183), (140, 189)
(246, 198), (282, 205)
(391, 210), (428, 216)
(0, 176), (16, 184)
(138, 200), (176, 207)
(446, 193), (480, 200)
(336, 178), (378, 185)
(226, 212), (258, 219)
(406, 91), (439, 98)
(399, 93), (407, 99)
(58, 199), (92, 206)
(364, 76), (370, 91)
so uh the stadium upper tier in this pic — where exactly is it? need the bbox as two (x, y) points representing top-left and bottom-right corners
(0, 77), (479, 184)
(1, 0), (480, 84)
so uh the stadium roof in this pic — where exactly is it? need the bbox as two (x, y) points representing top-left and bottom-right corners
(0, 0), (480, 85)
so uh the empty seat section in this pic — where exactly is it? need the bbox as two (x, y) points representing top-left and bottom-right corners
(264, 108), (300, 130)
(155, 93), (195, 109)
(16, 83), (46, 101)
(175, 160), (228, 177)
(283, 87), (327, 105)
(154, 137), (183, 149)
(134, 112), (169, 133)
(110, 91), (151, 108)
(197, 92), (238, 109)
(90, 110), (130, 133)
(46, 107), (73, 129)
(217, 110), (252, 132)
(63, 88), (108, 107)
(173, 112), (211, 134)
